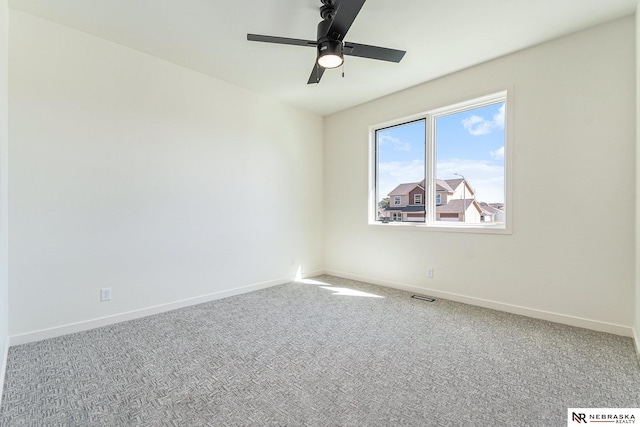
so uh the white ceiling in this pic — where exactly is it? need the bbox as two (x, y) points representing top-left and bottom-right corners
(9, 0), (638, 116)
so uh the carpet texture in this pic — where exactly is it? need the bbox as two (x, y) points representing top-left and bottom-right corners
(1, 275), (639, 426)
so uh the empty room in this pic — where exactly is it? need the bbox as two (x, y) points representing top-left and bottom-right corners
(0, 0), (639, 425)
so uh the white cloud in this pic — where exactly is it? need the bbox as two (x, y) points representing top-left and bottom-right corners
(490, 146), (504, 160)
(378, 134), (412, 151)
(461, 103), (505, 136)
(462, 115), (493, 136)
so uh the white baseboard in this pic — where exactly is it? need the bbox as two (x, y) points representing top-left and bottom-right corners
(325, 270), (634, 338)
(9, 269), (634, 348)
(10, 276), (294, 346)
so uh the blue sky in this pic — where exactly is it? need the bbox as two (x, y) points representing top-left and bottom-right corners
(376, 102), (505, 204)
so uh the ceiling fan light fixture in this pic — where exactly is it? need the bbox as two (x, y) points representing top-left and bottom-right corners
(317, 39), (343, 69)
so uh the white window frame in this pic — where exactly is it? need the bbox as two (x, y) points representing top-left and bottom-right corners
(369, 90), (512, 234)
(414, 194), (422, 205)
(435, 193), (442, 205)
(393, 196), (401, 205)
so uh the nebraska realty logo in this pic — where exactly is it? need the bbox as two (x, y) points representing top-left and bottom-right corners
(568, 408), (639, 425)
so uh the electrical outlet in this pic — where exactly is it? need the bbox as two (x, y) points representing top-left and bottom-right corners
(427, 268), (434, 279)
(100, 287), (112, 302)
(290, 258), (296, 266)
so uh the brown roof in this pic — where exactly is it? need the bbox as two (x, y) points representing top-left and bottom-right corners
(436, 199), (479, 213)
(385, 205), (425, 213)
(443, 178), (464, 190)
(435, 179), (454, 192)
(478, 202), (501, 215)
(435, 178), (470, 193)
(391, 178), (473, 196)
(388, 182), (424, 196)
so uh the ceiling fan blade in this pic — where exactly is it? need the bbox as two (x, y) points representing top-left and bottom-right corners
(247, 34), (317, 47)
(324, 0), (366, 41)
(307, 64), (326, 84)
(344, 42), (406, 63)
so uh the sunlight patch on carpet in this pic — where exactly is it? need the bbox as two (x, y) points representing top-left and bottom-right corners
(318, 286), (384, 298)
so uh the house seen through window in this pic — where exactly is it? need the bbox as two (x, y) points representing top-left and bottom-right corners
(373, 91), (507, 230)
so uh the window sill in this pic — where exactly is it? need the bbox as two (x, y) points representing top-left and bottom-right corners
(369, 221), (512, 235)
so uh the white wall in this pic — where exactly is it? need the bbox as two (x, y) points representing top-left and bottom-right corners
(0, 0), (9, 400)
(5, 8), (638, 351)
(635, 3), (640, 355)
(325, 17), (636, 335)
(8, 10), (324, 340)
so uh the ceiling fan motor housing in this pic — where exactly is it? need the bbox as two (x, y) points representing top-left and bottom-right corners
(317, 11), (334, 39)
(316, 2), (342, 69)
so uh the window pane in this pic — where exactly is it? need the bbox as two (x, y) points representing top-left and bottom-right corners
(435, 102), (505, 225)
(376, 119), (426, 223)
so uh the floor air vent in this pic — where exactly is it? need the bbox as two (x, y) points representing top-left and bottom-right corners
(411, 295), (436, 302)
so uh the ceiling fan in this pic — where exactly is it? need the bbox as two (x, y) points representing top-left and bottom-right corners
(247, 0), (406, 84)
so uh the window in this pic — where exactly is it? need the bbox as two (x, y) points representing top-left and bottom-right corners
(371, 91), (509, 231)
(374, 119), (426, 223)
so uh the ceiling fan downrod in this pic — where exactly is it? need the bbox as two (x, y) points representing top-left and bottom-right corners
(318, 1), (336, 40)
(319, 0), (336, 21)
